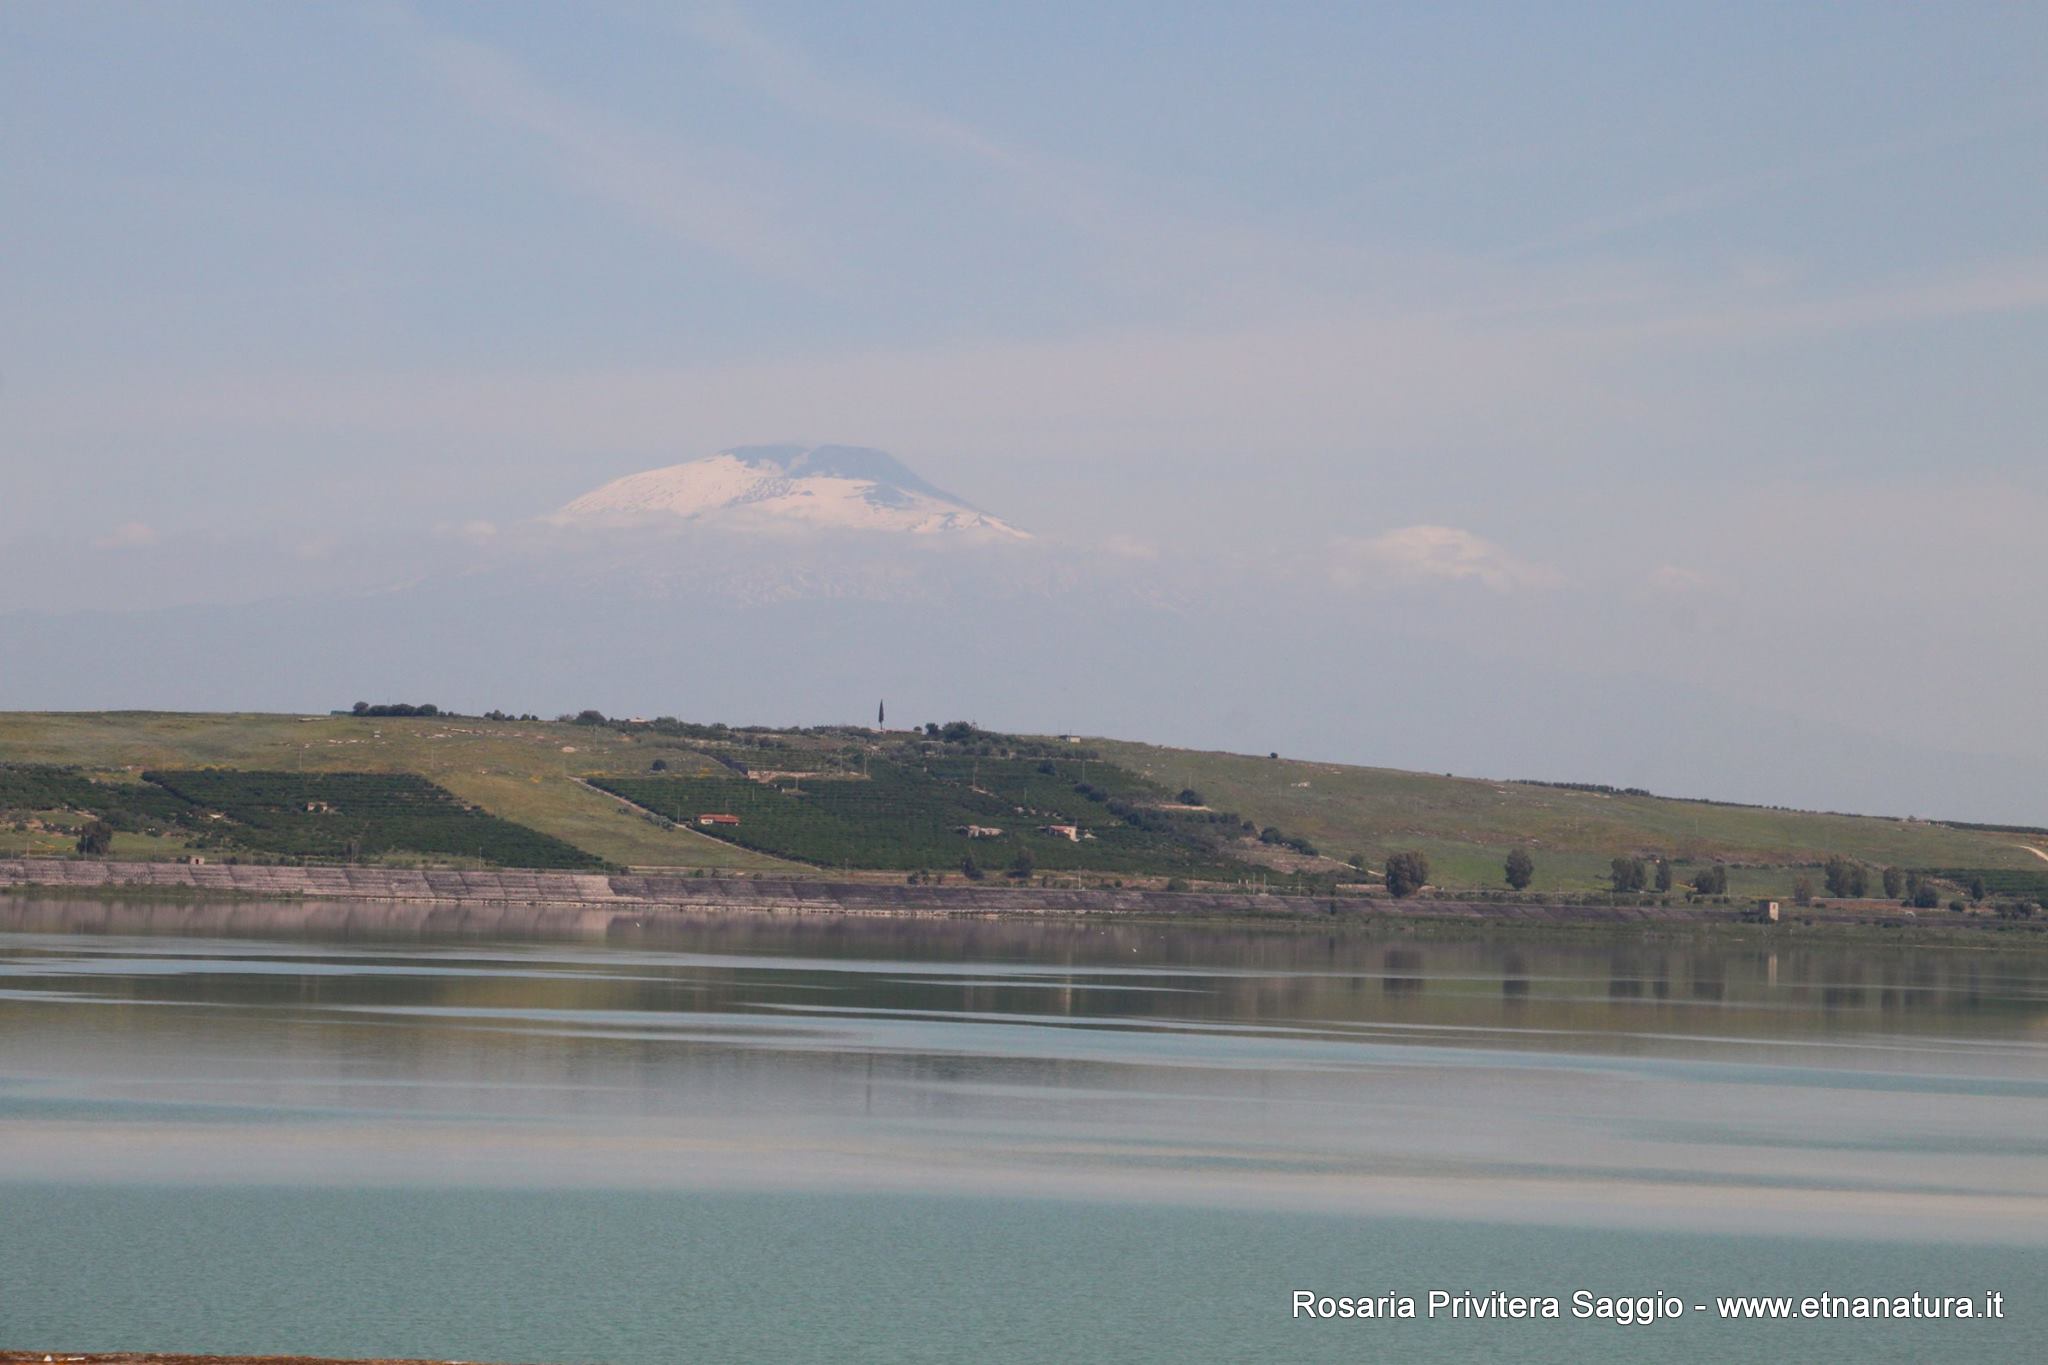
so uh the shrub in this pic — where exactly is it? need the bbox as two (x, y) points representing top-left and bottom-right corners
(1385, 850), (1430, 899)
(1507, 847), (1540, 892)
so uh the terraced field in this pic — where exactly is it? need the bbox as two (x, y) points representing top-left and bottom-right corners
(145, 770), (601, 868)
(593, 757), (1244, 877)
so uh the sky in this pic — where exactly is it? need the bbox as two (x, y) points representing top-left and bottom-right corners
(3, 2), (2046, 818)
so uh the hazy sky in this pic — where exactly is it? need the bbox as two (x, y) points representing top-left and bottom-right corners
(4, 3), (2046, 814)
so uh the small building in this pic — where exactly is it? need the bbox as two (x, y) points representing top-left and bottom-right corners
(697, 813), (741, 827)
(1758, 899), (1780, 922)
(1039, 824), (1080, 842)
(955, 824), (1005, 839)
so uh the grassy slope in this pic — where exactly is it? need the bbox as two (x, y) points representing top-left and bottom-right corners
(3, 712), (2039, 892)
(0, 712), (794, 871)
(1094, 739), (2044, 894)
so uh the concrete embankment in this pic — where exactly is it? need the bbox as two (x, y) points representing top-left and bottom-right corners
(0, 856), (1770, 930)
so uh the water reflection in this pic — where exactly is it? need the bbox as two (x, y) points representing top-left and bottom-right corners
(2, 897), (2047, 1243)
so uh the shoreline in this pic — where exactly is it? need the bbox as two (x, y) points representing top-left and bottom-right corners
(1, 857), (2040, 944)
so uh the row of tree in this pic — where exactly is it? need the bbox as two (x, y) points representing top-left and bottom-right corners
(349, 701), (441, 717)
(1495, 849), (1737, 896)
(1606, 857), (1726, 894)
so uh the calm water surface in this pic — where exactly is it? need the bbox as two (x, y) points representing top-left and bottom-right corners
(2, 897), (2045, 1362)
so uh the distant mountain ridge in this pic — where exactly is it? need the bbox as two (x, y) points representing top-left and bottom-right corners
(556, 444), (1029, 539)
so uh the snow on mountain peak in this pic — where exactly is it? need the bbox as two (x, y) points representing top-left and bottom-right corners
(554, 444), (1029, 539)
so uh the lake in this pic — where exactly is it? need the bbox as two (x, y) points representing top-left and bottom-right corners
(2, 898), (2045, 1362)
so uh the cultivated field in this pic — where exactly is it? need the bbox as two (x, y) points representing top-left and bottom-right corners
(0, 712), (793, 871)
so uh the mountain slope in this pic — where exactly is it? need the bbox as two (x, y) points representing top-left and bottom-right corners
(556, 444), (1029, 539)
(2, 711), (2043, 899)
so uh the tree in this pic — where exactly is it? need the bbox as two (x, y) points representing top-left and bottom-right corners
(1654, 859), (1674, 893)
(1504, 848), (1535, 891)
(1610, 857), (1647, 893)
(75, 819), (114, 857)
(1691, 864), (1728, 896)
(650, 758), (669, 772)
(877, 699), (886, 729)
(573, 709), (607, 726)
(1792, 874), (1815, 907)
(1882, 866), (1905, 899)
(1911, 883), (1941, 910)
(960, 853), (984, 881)
(1177, 788), (1204, 805)
(1968, 874), (1989, 903)
(1008, 845), (1036, 881)
(1385, 850), (1430, 899)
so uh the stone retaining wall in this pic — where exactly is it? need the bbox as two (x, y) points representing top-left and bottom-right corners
(0, 857), (1841, 927)
(0, 857), (1300, 918)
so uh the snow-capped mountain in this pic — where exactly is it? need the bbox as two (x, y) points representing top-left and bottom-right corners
(555, 444), (1029, 539)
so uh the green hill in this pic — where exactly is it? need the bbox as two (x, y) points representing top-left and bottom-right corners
(1091, 739), (2048, 898)
(1, 710), (2042, 903)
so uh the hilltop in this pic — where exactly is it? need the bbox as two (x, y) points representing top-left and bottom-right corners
(1, 710), (2043, 908)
